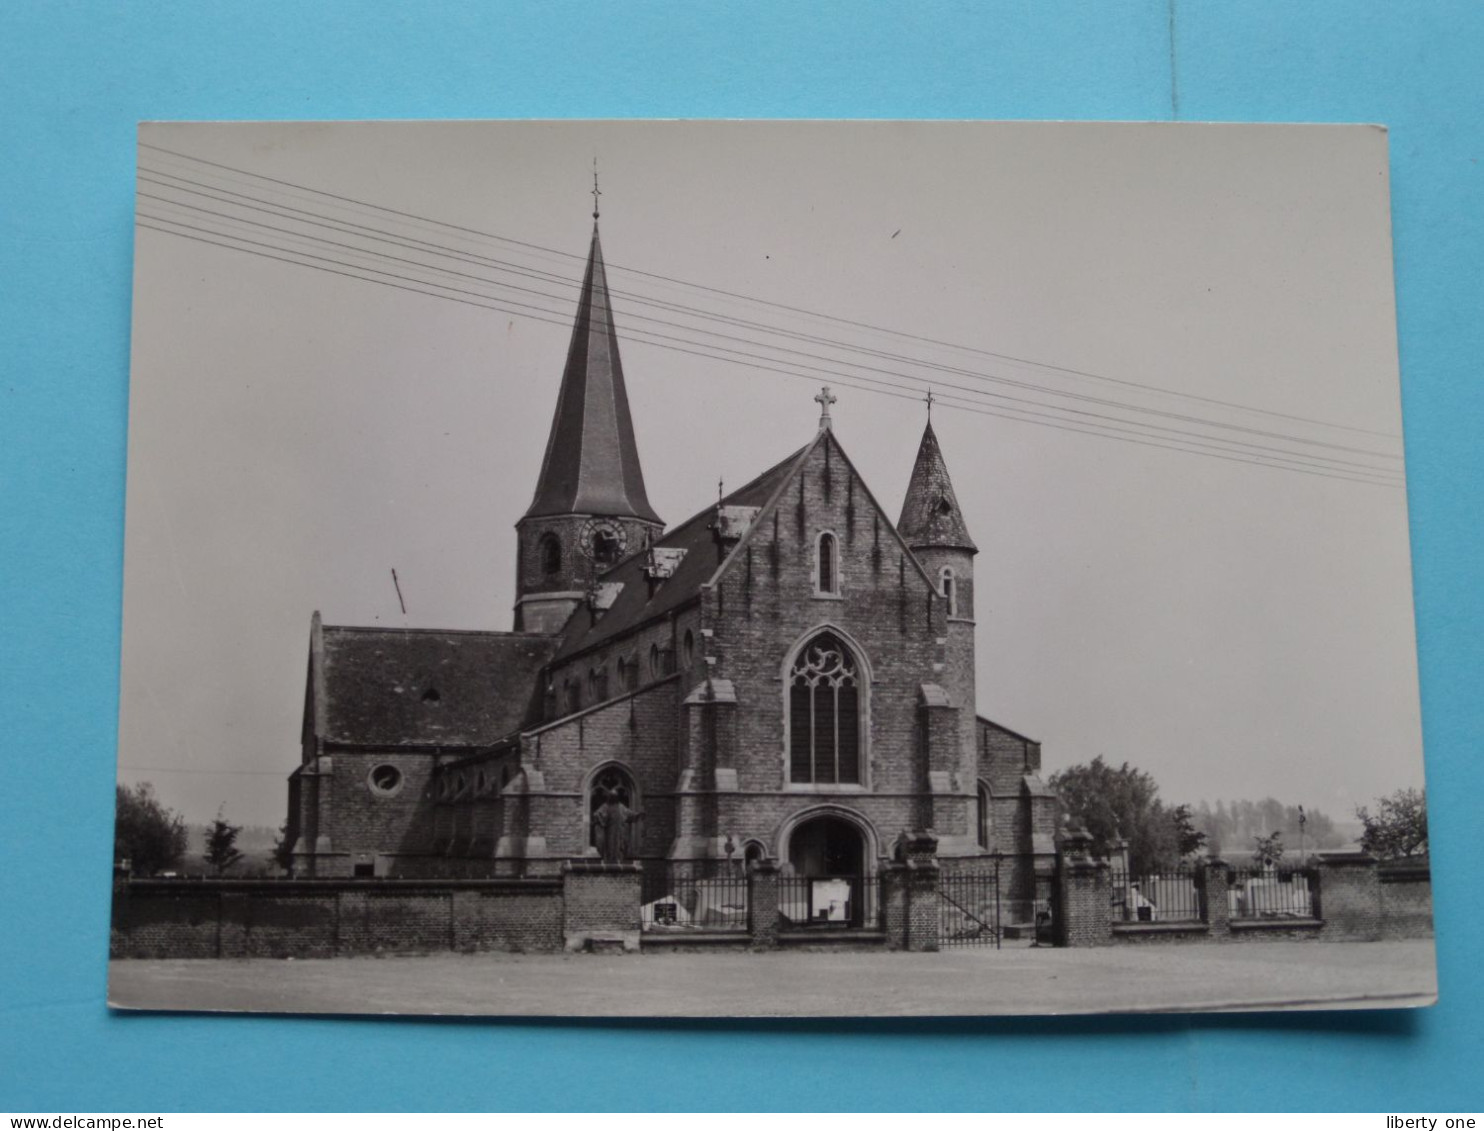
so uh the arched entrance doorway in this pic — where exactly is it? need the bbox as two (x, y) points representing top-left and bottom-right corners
(784, 813), (872, 928)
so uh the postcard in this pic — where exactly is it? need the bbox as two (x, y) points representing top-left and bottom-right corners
(109, 120), (1433, 1016)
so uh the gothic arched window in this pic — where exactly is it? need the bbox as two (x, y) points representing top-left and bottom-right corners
(788, 631), (862, 784)
(940, 567), (957, 617)
(588, 665), (608, 702)
(977, 782), (992, 850)
(539, 533), (562, 578)
(815, 532), (839, 595)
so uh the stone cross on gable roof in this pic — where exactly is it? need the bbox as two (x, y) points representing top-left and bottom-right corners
(815, 385), (837, 430)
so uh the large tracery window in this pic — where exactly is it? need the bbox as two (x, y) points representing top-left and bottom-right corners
(788, 632), (862, 784)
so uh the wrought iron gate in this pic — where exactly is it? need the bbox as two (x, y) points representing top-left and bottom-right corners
(937, 869), (1002, 948)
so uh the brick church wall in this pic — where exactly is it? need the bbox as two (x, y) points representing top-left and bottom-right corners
(288, 431), (1048, 889)
(702, 436), (954, 860)
(978, 721), (1039, 797)
(301, 748), (442, 874)
(545, 609), (699, 724)
(520, 676), (683, 860)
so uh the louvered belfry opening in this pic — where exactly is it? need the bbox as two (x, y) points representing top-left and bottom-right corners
(788, 632), (862, 784)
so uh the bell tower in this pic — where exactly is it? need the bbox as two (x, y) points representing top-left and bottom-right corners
(514, 198), (663, 634)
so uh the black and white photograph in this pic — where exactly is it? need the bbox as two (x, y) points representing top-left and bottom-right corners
(108, 119), (1434, 1017)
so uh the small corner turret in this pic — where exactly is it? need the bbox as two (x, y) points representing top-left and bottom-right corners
(899, 419), (977, 620)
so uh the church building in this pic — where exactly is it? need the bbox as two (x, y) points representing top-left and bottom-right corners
(285, 209), (1061, 923)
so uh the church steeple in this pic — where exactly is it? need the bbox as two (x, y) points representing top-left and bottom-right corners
(898, 420), (977, 553)
(523, 222), (661, 525)
(513, 214), (663, 634)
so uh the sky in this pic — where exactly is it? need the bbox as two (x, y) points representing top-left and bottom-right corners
(117, 120), (1423, 828)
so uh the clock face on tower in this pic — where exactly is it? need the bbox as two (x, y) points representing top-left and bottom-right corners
(578, 518), (628, 567)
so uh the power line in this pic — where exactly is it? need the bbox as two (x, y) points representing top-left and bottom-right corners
(137, 217), (1402, 489)
(137, 209), (1401, 481)
(137, 211), (1403, 486)
(137, 140), (1402, 441)
(137, 171), (1403, 465)
(121, 765), (288, 776)
(135, 190), (1404, 473)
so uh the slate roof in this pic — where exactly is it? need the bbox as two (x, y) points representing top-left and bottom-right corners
(897, 421), (977, 552)
(523, 224), (662, 525)
(553, 439), (813, 660)
(316, 623), (558, 747)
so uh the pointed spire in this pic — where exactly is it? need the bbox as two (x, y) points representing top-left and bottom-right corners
(898, 420), (977, 552)
(523, 223), (662, 524)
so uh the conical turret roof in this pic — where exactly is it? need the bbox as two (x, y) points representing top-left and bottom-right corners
(897, 421), (977, 552)
(523, 224), (661, 524)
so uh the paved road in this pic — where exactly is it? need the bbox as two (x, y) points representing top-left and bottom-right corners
(108, 940), (1436, 1017)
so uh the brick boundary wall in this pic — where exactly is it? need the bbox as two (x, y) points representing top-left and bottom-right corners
(111, 877), (563, 958)
(562, 861), (642, 952)
(1055, 858), (1113, 947)
(879, 831), (943, 952)
(1313, 852), (1382, 941)
(880, 865), (909, 949)
(1378, 858), (1434, 940)
(1053, 824), (1112, 948)
(1078, 852), (1432, 948)
(747, 860), (782, 948)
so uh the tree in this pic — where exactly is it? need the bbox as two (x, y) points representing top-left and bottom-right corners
(204, 807), (245, 876)
(1356, 787), (1428, 860)
(1170, 803), (1208, 858)
(1194, 798), (1344, 857)
(271, 821), (296, 874)
(1047, 757), (1186, 874)
(114, 783), (187, 876)
(1252, 830), (1285, 867)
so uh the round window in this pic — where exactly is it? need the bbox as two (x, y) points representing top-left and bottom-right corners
(368, 764), (403, 796)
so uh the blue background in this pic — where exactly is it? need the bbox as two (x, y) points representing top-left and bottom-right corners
(2, 0), (1481, 1112)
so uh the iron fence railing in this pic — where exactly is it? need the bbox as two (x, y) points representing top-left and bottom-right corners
(1110, 868), (1202, 923)
(640, 860), (749, 932)
(1228, 867), (1314, 918)
(777, 873), (878, 929)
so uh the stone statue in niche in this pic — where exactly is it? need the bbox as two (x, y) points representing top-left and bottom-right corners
(592, 788), (643, 863)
